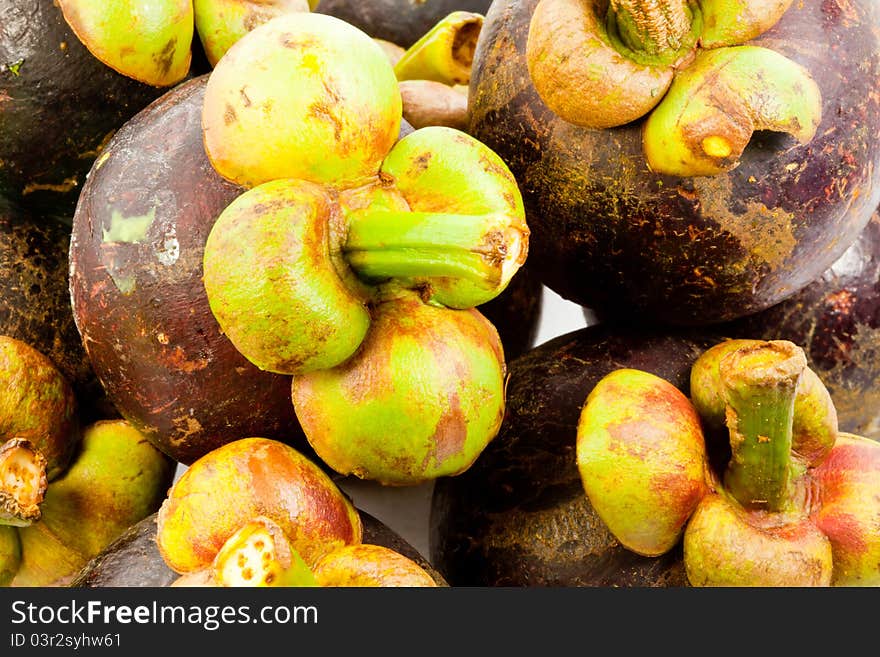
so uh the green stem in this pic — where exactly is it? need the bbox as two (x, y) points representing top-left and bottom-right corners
(608, 0), (697, 63)
(342, 210), (518, 288)
(719, 341), (806, 512)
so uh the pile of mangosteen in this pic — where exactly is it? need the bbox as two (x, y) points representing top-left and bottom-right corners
(0, 0), (877, 589)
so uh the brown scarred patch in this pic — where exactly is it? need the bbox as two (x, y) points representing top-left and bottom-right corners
(607, 420), (663, 461)
(816, 510), (868, 554)
(693, 175), (797, 271)
(425, 392), (468, 469)
(308, 101), (342, 141)
(153, 38), (177, 77)
(224, 103), (237, 126)
(163, 346), (209, 373)
(411, 151), (432, 174)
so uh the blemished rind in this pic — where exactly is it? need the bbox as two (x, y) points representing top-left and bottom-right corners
(58, 0), (193, 87)
(293, 294), (506, 485)
(156, 438), (362, 574)
(0, 201), (104, 423)
(194, 0), (310, 67)
(202, 12), (401, 189)
(683, 493), (833, 587)
(203, 179), (370, 375)
(314, 544), (437, 587)
(812, 433), (880, 586)
(379, 126), (528, 308)
(430, 325), (719, 587)
(577, 368), (709, 556)
(468, 0), (880, 325)
(68, 76), (307, 465)
(11, 420), (174, 587)
(0, 336), (79, 479)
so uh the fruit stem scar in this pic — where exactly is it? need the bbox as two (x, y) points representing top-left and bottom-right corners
(0, 439), (48, 527)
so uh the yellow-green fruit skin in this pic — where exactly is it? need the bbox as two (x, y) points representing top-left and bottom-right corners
(11, 420), (174, 586)
(0, 526), (20, 586)
(203, 179), (370, 374)
(813, 433), (880, 586)
(194, 0), (310, 67)
(58, 0), (193, 86)
(156, 437), (362, 573)
(576, 369), (708, 556)
(314, 544), (437, 587)
(202, 13), (401, 188)
(0, 336), (79, 478)
(292, 295), (506, 485)
(379, 126), (528, 309)
(684, 493), (834, 587)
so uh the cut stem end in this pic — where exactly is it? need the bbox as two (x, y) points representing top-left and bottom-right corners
(0, 439), (48, 527)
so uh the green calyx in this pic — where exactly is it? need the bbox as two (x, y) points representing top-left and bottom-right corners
(0, 336), (79, 528)
(393, 11), (484, 86)
(526, 0), (820, 176)
(9, 420), (173, 586)
(194, 0), (311, 67)
(292, 293), (506, 485)
(204, 126), (528, 376)
(690, 339), (837, 474)
(643, 46), (822, 176)
(576, 369), (709, 556)
(577, 339), (878, 587)
(0, 525), (20, 586)
(58, 0), (193, 87)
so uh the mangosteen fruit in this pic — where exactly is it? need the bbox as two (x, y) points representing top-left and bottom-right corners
(429, 324), (721, 586)
(468, 0), (880, 324)
(68, 75), (307, 465)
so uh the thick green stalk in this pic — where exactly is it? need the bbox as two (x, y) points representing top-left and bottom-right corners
(343, 209), (516, 288)
(720, 341), (806, 512)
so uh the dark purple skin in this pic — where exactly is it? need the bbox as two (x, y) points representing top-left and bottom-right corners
(0, 196), (109, 422)
(429, 324), (721, 587)
(316, 0), (492, 47)
(468, 0), (880, 325)
(478, 264), (543, 361)
(0, 0), (168, 219)
(71, 510), (447, 587)
(719, 209), (880, 441)
(69, 76), (307, 466)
